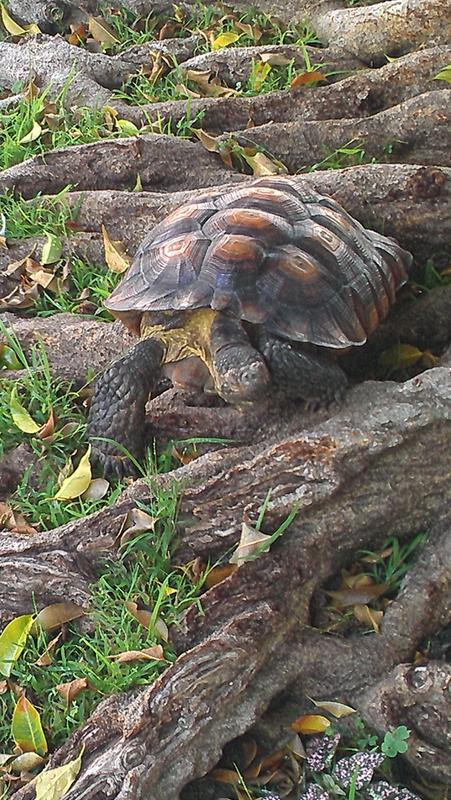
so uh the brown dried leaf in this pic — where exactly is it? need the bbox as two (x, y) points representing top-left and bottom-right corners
(34, 602), (86, 633)
(291, 70), (327, 88)
(118, 507), (156, 547)
(102, 226), (130, 273)
(109, 645), (164, 663)
(81, 477), (109, 501)
(88, 16), (118, 45)
(326, 583), (390, 607)
(308, 698), (356, 718)
(353, 604), (384, 633)
(34, 632), (62, 666)
(0, 503), (37, 535)
(230, 520), (272, 566)
(242, 150), (288, 177)
(192, 128), (218, 152)
(37, 408), (55, 440)
(259, 52), (292, 66)
(56, 677), (89, 704)
(204, 564), (238, 588)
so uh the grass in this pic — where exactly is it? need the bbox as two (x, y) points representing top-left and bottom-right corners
(33, 257), (119, 319)
(307, 140), (375, 172)
(0, 189), (74, 239)
(0, 323), (125, 530)
(0, 481), (209, 755)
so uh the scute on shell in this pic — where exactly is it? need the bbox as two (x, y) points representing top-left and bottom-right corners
(106, 177), (412, 349)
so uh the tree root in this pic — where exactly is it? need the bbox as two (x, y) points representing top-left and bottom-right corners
(0, 32), (200, 108)
(220, 90), (451, 171)
(6, 368), (451, 799)
(125, 45), (450, 131)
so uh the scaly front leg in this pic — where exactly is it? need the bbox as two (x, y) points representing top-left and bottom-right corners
(87, 338), (164, 478)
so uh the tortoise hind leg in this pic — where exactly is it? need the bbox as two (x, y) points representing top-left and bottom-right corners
(87, 338), (164, 478)
(257, 330), (348, 407)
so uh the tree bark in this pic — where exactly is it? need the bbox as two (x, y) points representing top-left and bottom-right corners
(6, 368), (451, 799)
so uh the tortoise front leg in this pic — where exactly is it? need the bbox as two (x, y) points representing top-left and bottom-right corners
(257, 330), (348, 406)
(210, 313), (271, 404)
(87, 338), (164, 478)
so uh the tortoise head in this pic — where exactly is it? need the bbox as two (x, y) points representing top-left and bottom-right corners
(211, 345), (271, 406)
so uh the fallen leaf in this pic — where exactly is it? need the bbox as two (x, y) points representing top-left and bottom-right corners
(204, 564), (238, 588)
(242, 150), (287, 177)
(8, 751), (46, 774)
(251, 61), (272, 91)
(56, 678), (89, 704)
(0, 615), (34, 677)
(108, 645), (164, 663)
(118, 507), (156, 546)
(88, 16), (118, 45)
(0, 680), (7, 693)
(19, 120), (43, 144)
(379, 343), (424, 373)
(235, 21), (262, 41)
(259, 52), (292, 66)
(125, 601), (168, 640)
(53, 446), (92, 500)
(291, 714), (331, 734)
(211, 31), (240, 50)
(34, 601), (86, 633)
(291, 70), (327, 88)
(40, 233), (62, 265)
(10, 387), (40, 434)
(81, 477), (109, 501)
(0, 344), (22, 370)
(433, 65), (451, 84)
(102, 225), (130, 273)
(12, 696), (48, 755)
(326, 583), (390, 607)
(0, 3), (26, 35)
(115, 118), (140, 136)
(34, 632), (62, 666)
(308, 698), (356, 718)
(230, 520), (272, 566)
(35, 745), (84, 800)
(210, 768), (240, 784)
(0, 503), (37, 535)
(353, 604), (384, 633)
(192, 127), (218, 152)
(37, 408), (55, 439)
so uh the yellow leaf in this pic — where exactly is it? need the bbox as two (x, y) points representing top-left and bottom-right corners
(88, 16), (118, 45)
(12, 696), (48, 755)
(102, 225), (130, 273)
(243, 151), (287, 177)
(0, 614), (34, 677)
(25, 22), (41, 34)
(251, 61), (272, 91)
(0, 3), (26, 35)
(115, 118), (140, 136)
(19, 120), (43, 144)
(54, 446), (92, 500)
(291, 714), (331, 734)
(211, 32), (240, 50)
(10, 387), (40, 434)
(35, 745), (84, 800)
(433, 65), (451, 84)
(379, 343), (424, 372)
(40, 232), (62, 264)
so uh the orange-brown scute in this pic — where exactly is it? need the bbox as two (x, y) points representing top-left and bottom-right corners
(105, 177), (412, 349)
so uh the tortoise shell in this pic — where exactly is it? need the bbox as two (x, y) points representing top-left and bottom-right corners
(106, 177), (412, 349)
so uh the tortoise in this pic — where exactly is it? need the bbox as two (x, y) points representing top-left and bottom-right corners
(87, 177), (412, 476)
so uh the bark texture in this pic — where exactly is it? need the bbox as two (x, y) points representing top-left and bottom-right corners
(5, 368), (451, 799)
